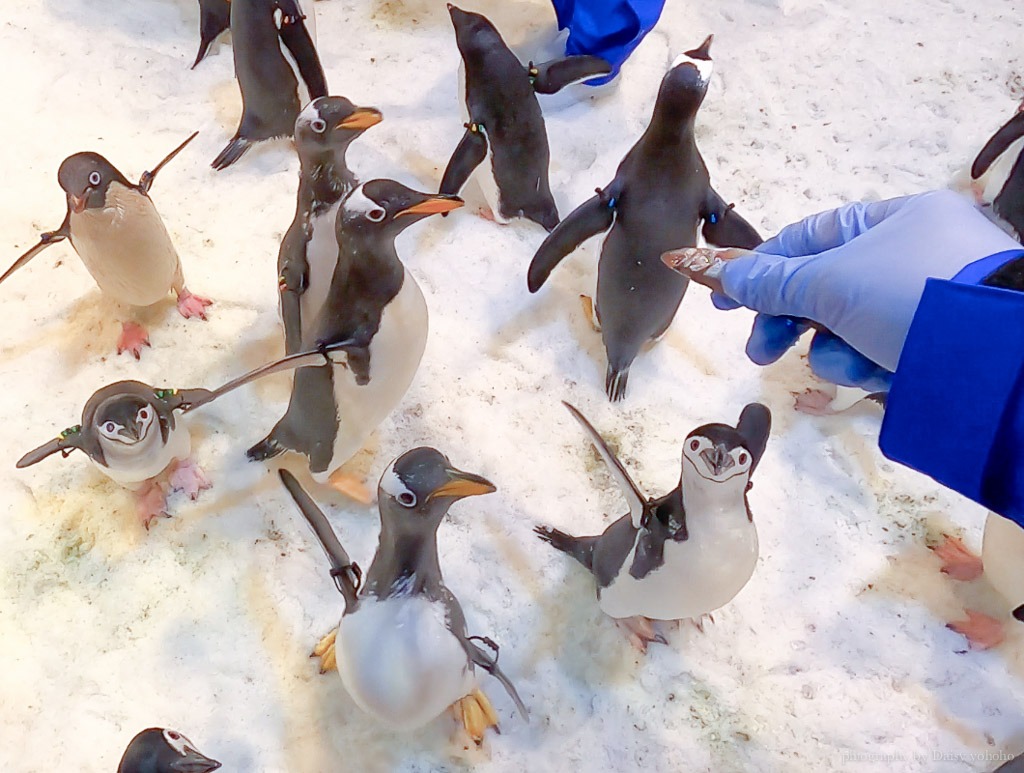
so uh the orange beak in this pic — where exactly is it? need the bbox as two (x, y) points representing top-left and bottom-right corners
(428, 469), (496, 500)
(338, 108), (383, 130)
(396, 195), (464, 218)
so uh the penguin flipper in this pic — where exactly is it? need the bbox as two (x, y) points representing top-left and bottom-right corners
(972, 111), (1024, 179)
(211, 137), (252, 171)
(279, 469), (361, 611)
(736, 403), (772, 474)
(701, 189), (762, 249)
(439, 126), (489, 197)
(138, 132), (199, 194)
(529, 56), (613, 94)
(278, 220), (310, 355)
(193, 0), (231, 68)
(563, 401), (647, 527)
(465, 637), (529, 720)
(534, 525), (598, 571)
(277, 6), (328, 99)
(17, 426), (86, 468)
(1, 215), (70, 286)
(527, 192), (614, 292)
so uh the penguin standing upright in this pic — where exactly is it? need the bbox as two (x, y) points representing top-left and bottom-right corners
(212, 0), (327, 170)
(440, 5), (611, 231)
(535, 402), (771, 651)
(117, 728), (220, 773)
(2, 133), (211, 358)
(278, 97), (383, 354)
(527, 37), (763, 401)
(279, 451), (528, 743)
(248, 180), (463, 499)
(971, 103), (1024, 240)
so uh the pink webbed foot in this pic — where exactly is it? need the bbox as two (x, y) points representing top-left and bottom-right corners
(476, 206), (497, 223)
(168, 458), (212, 500)
(931, 535), (984, 581)
(176, 288), (213, 320)
(117, 321), (151, 359)
(136, 481), (169, 530)
(793, 388), (839, 415)
(948, 610), (1006, 650)
(614, 616), (667, 653)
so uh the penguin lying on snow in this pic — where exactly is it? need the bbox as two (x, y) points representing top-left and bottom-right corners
(3, 133), (211, 359)
(249, 181), (464, 502)
(279, 453), (528, 744)
(440, 5), (611, 231)
(192, 0), (231, 68)
(536, 401), (771, 651)
(527, 37), (762, 401)
(118, 727), (220, 773)
(278, 97), (383, 354)
(212, 0), (327, 170)
(970, 102), (1024, 240)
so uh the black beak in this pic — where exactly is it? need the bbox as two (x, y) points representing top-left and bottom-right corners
(685, 34), (713, 60)
(700, 443), (733, 476)
(170, 747), (222, 772)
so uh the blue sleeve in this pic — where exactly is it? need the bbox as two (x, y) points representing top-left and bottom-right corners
(879, 278), (1024, 526)
(555, 0), (665, 83)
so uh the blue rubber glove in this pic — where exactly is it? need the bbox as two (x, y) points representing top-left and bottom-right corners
(664, 190), (1024, 386)
(552, 0), (665, 84)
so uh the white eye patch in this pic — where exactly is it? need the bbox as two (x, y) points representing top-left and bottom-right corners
(98, 421), (124, 440)
(162, 728), (196, 756)
(344, 185), (386, 221)
(380, 464), (417, 507)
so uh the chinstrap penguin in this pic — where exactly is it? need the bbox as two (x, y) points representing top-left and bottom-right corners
(279, 452), (528, 743)
(440, 5), (611, 231)
(278, 97), (383, 354)
(527, 37), (762, 401)
(970, 101), (1024, 240)
(117, 727), (220, 773)
(2, 133), (211, 358)
(535, 401), (771, 650)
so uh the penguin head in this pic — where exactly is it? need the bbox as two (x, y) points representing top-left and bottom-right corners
(93, 394), (159, 447)
(117, 728), (221, 773)
(339, 180), (463, 237)
(378, 447), (495, 528)
(681, 403), (771, 485)
(446, 4), (502, 61)
(294, 97), (382, 155)
(57, 152), (131, 213)
(655, 35), (715, 124)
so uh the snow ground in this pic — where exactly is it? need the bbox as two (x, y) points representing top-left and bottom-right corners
(0, 0), (1022, 770)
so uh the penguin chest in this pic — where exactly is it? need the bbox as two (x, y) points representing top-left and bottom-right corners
(979, 135), (1024, 209)
(299, 202), (342, 331)
(316, 273), (428, 482)
(981, 512), (1024, 611)
(599, 503), (758, 621)
(70, 187), (181, 307)
(96, 419), (190, 489)
(335, 596), (474, 728)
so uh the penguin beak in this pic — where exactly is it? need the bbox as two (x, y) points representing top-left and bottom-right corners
(700, 443), (734, 477)
(685, 34), (714, 60)
(429, 468), (496, 500)
(338, 108), (383, 130)
(169, 747), (221, 772)
(395, 194), (464, 218)
(69, 193), (89, 214)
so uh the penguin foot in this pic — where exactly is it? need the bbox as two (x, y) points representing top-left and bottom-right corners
(136, 481), (170, 530)
(327, 470), (372, 504)
(793, 388), (841, 415)
(932, 535), (984, 581)
(690, 613), (715, 633)
(176, 288), (213, 320)
(168, 458), (212, 500)
(117, 322), (151, 360)
(947, 609), (1006, 650)
(310, 628), (338, 673)
(452, 689), (499, 746)
(579, 295), (601, 332)
(614, 616), (667, 653)
(476, 206), (497, 223)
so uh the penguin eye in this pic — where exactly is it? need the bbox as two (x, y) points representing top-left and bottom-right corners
(88, 171), (101, 186)
(397, 491), (417, 507)
(738, 452), (749, 465)
(690, 439), (700, 451)
(367, 208), (386, 223)
(137, 407), (151, 422)
(168, 731), (180, 741)
(103, 422), (118, 434)
(311, 118), (327, 134)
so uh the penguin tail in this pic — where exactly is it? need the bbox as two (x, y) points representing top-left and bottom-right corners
(534, 525), (595, 572)
(605, 364), (630, 403)
(247, 434), (287, 462)
(211, 137), (251, 171)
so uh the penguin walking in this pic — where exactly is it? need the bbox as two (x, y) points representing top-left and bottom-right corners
(527, 37), (763, 401)
(278, 97), (383, 354)
(970, 102), (1024, 240)
(3, 133), (211, 358)
(247, 180), (464, 501)
(192, 0), (231, 68)
(535, 401), (771, 651)
(279, 451), (528, 743)
(117, 728), (220, 773)
(440, 5), (611, 231)
(212, 0), (327, 170)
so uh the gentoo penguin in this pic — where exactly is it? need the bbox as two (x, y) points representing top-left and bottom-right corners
(527, 37), (762, 401)
(535, 401), (771, 650)
(3, 133), (211, 358)
(117, 727), (220, 773)
(440, 5), (611, 231)
(248, 181), (464, 499)
(970, 102), (1024, 240)
(192, 0), (231, 68)
(279, 453), (528, 743)
(212, 0), (327, 170)
(278, 97), (383, 354)
(16, 381), (215, 529)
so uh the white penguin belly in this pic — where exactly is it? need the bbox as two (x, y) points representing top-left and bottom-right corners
(599, 503), (758, 621)
(312, 272), (428, 483)
(299, 203), (342, 331)
(70, 186), (181, 307)
(980, 135), (1024, 206)
(98, 420), (190, 488)
(982, 512), (1024, 611)
(335, 596), (474, 728)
